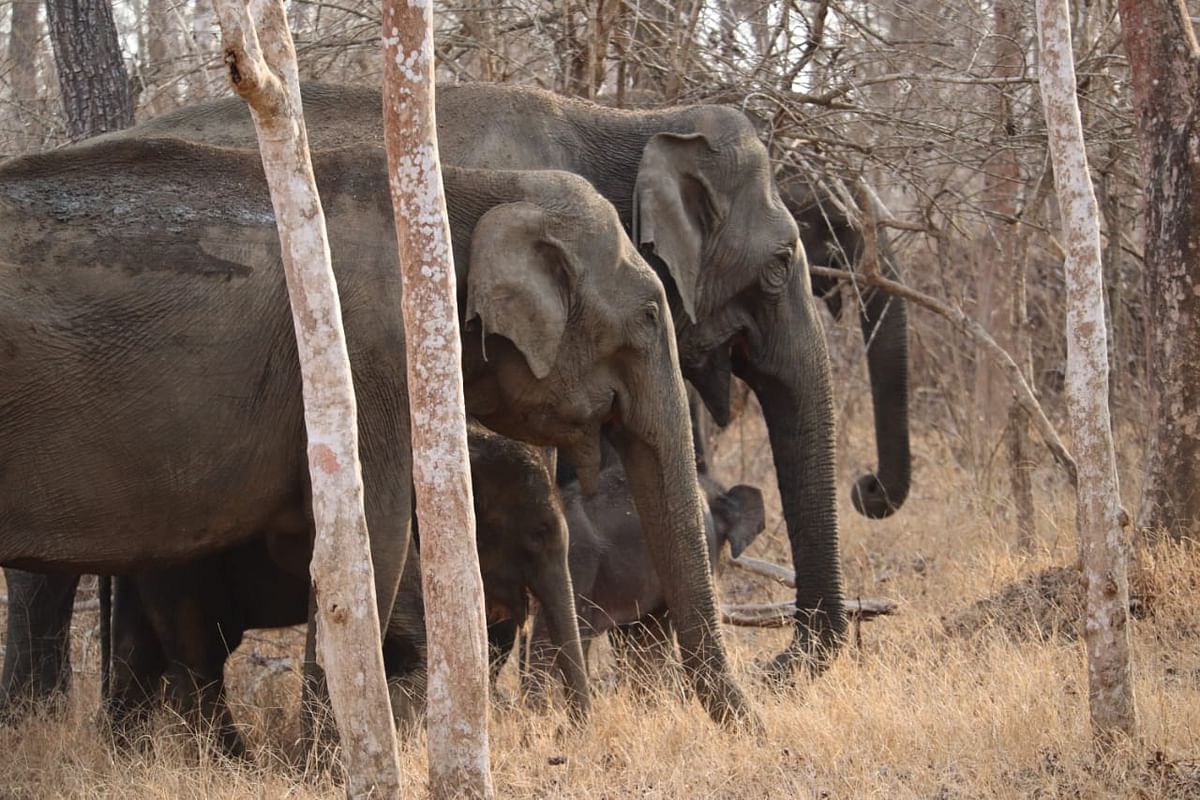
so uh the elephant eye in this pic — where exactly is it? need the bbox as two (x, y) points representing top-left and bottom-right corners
(640, 301), (660, 327)
(762, 250), (792, 294)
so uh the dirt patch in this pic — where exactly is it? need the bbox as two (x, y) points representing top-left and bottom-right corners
(942, 565), (1087, 641)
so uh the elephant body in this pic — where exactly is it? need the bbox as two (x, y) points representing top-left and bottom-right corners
(0, 134), (751, 726)
(0, 138), (414, 715)
(558, 467), (764, 648)
(107, 423), (586, 755)
(114, 82), (847, 668)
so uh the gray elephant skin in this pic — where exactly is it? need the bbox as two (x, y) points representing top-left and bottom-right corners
(110, 81), (849, 669)
(107, 424), (585, 756)
(0, 136), (752, 728)
(563, 468), (763, 644)
(781, 176), (911, 519)
(520, 467), (765, 690)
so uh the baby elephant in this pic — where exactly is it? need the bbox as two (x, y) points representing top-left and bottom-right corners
(107, 424), (587, 757)
(524, 465), (765, 686)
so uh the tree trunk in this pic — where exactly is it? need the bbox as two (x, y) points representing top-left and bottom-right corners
(1118, 0), (1200, 542)
(1037, 0), (1138, 745)
(9, 0), (41, 150)
(382, 2), (494, 798)
(44, 0), (133, 142)
(975, 0), (1024, 483)
(188, 0), (219, 100)
(213, 2), (402, 795)
(143, 0), (176, 117)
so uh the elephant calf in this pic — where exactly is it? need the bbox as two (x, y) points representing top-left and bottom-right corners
(523, 466), (765, 687)
(109, 424), (587, 756)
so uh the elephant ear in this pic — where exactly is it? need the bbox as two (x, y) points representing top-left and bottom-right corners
(465, 201), (571, 380)
(633, 132), (717, 323)
(713, 484), (766, 559)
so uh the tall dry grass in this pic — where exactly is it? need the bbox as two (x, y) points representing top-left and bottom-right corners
(1, 347), (1197, 798)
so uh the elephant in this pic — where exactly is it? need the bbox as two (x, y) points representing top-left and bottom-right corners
(778, 175), (911, 519)
(0, 135), (754, 729)
(103, 81), (849, 672)
(559, 466), (765, 650)
(105, 423), (586, 756)
(516, 463), (764, 697)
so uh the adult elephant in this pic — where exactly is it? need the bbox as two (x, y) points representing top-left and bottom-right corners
(107, 423), (586, 757)
(779, 175), (911, 519)
(0, 137), (753, 727)
(111, 81), (848, 672)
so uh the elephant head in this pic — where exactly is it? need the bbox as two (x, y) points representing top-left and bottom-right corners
(630, 110), (847, 669)
(781, 176), (911, 519)
(456, 170), (755, 727)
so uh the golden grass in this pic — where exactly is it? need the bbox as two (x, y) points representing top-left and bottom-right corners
(1, 390), (1197, 798)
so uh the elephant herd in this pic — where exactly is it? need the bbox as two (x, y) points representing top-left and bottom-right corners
(0, 82), (911, 752)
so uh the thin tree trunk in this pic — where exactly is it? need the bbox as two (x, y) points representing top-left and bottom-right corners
(143, 0), (175, 116)
(382, 2), (494, 798)
(1036, 0), (1138, 745)
(189, 0), (219, 100)
(1118, 0), (1200, 542)
(213, 1), (402, 795)
(44, 0), (133, 141)
(9, 0), (41, 150)
(976, 0), (1024, 480)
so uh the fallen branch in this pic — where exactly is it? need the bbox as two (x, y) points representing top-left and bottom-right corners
(810, 263), (1079, 488)
(730, 555), (797, 587)
(721, 598), (895, 627)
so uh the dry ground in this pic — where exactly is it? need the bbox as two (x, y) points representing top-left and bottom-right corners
(1, 370), (1197, 797)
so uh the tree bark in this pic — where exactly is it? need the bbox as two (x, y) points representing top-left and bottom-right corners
(213, 1), (402, 795)
(382, 2), (494, 798)
(44, 0), (133, 142)
(1118, 0), (1200, 542)
(976, 0), (1025, 482)
(8, 0), (41, 149)
(1037, 0), (1138, 745)
(143, 0), (176, 116)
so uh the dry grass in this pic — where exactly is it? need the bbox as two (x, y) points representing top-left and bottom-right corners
(2, 384), (1198, 798)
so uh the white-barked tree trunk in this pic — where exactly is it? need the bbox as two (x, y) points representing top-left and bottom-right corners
(1035, 0), (1139, 745)
(213, 1), (403, 795)
(382, 1), (495, 797)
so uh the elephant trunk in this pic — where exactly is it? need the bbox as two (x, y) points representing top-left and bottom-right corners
(853, 245), (911, 519)
(528, 548), (591, 721)
(737, 277), (847, 674)
(613, 403), (759, 731)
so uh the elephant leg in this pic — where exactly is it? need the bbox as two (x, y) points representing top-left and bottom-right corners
(300, 589), (335, 754)
(107, 576), (167, 748)
(519, 613), (559, 710)
(128, 561), (247, 759)
(0, 570), (78, 720)
(529, 541), (590, 720)
(161, 659), (244, 760)
(609, 613), (679, 695)
(382, 545), (427, 735)
(487, 618), (519, 684)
